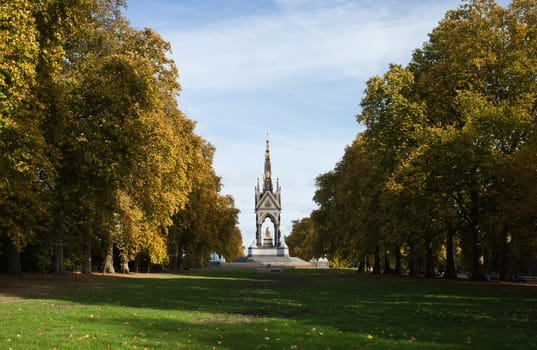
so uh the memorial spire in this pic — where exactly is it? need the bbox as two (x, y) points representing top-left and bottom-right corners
(263, 131), (273, 192)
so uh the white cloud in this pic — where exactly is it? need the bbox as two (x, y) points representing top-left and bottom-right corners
(167, 0), (458, 93)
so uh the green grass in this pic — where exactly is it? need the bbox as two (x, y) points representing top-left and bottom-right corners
(1, 269), (536, 349)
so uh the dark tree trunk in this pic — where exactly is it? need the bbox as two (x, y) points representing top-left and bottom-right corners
(169, 242), (179, 269)
(357, 255), (366, 273)
(470, 190), (486, 280)
(499, 226), (512, 281)
(445, 224), (456, 278)
(425, 241), (435, 278)
(177, 244), (184, 269)
(7, 243), (22, 275)
(103, 243), (115, 274)
(81, 244), (92, 274)
(52, 243), (66, 274)
(134, 254), (141, 273)
(471, 225), (486, 280)
(383, 247), (392, 274)
(373, 245), (381, 274)
(394, 244), (402, 275)
(408, 245), (417, 276)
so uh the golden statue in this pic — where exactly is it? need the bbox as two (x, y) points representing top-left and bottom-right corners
(265, 227), (271, 239)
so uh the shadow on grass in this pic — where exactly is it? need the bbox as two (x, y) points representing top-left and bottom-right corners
(1, 269), (537, 349)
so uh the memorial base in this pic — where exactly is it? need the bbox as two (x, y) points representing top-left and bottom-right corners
(247, 245), (289, 258)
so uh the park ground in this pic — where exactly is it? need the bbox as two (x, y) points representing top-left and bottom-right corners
(0, 269), (536, 349)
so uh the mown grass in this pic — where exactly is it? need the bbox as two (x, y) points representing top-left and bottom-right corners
(0, 269), (536, 349)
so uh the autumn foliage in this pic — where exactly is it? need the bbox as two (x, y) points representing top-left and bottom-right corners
(0, 0), (242, 273)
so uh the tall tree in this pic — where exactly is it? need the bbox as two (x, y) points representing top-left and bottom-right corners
(357, 65), (427, 274)
(0, 0), (56, 274)
(168, 142), (242, 267)
(410, 0), (537, 279)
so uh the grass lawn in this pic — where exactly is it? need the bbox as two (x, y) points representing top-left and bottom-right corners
(1, 269), (536, 349)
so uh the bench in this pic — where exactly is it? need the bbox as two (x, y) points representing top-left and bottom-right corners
(257, 268), (282, 272)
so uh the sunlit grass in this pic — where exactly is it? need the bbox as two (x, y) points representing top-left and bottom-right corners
(1, 269), (536, 349)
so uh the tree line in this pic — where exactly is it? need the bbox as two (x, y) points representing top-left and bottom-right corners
(0, 0), (243, 274)
(287, 0), (537, 280)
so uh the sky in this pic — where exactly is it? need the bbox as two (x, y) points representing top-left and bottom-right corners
(123, 0), (510, 251)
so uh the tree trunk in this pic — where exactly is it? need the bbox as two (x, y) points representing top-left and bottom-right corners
(177, 243), (184, 269)
(7, 243), (22, 275)
(134, 254), (141, 273)
(394, 245), (402, 275)
(120, 253), (130, 274)
(408, 245), (417, 276)
(357, 255), (365, 273)
(445, 224), (456, 279)
(470, 225), (486, 280)
(383, 247), (392, 274)
(52, 243), (66, 274)
(425, 240), (435, 278)
(373, 245), (381, 274)
(499, 226), (512, 281)
(169, 242), (179, 269)
(81, 244), (92, 274)
(103, 243), (115, 274)
(470, 190), (486, 280)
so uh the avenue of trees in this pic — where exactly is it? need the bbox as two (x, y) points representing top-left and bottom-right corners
(0, 0), (243, 274)
(287, 0), (537, 280)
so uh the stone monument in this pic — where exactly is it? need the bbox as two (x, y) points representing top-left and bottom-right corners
(229, 133), (312, 268)
(246, 134), (291, 258)
(226, 133), (310, 272)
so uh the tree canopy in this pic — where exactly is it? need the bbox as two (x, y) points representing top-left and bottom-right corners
(1, 0), (242, 274)
(287, 0), (537, 280)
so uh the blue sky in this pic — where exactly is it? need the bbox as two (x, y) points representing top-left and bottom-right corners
(124, 0), (510, 250)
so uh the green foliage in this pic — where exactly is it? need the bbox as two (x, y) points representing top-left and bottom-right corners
(286, 217), (316, 260)
(293, 0), (537, 279)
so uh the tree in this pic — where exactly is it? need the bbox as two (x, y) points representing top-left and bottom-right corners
(52, 4), (199, 273)
(168, 142), (242, 267)
(409, 0), (537, 279)
(287, 217), (316, 261)
(299, 0), (537, 279)
(0, 0), (56, 274)
(357, 65), (427, 275)
(1, 0), (239, 274)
